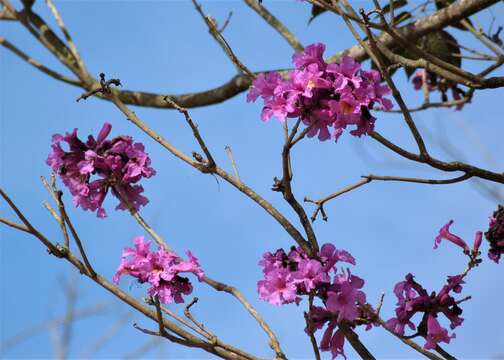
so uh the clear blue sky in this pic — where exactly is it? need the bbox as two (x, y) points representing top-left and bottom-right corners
(1, 0), (503, 358)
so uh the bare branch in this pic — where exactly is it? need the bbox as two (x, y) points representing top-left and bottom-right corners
(243, 0), (303, 52)
(0, 37), (81, 86)
(192, 0), (255, 80)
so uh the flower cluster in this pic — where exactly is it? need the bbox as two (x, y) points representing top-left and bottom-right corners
(386, 273), (466, 350)
(485, 205), (504, 263)
(258, 244), (368, 359)
(247, 43), (392, 141)
(412, 70), (467, 110)
(113, 236), (204, 304)
(46, 123), (156, 218)
(386, 220), (484, 350)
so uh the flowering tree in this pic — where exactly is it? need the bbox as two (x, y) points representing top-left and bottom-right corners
(1, 0), (504, 358)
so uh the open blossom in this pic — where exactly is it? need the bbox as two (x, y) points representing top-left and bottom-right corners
(113, 236), (204, 304)
(485, 205), (504, 263)
(46, 123), (156, 218)
(326, 271), (366, 322)
(247, 43), (392, 142)
(386, 273), (466, 349)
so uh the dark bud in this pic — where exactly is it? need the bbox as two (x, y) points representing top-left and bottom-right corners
(485, 205), (504, 259)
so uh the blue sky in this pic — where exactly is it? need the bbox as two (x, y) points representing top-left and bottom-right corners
(1, 0), (504, 358)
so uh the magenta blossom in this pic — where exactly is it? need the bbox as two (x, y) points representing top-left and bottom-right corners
(113, 236), (204, 304)
(434, 220), (470, 253)
(326, 271), (366, 322)
(425, 314), (456, 350)
(47, 123), (156, 217)
(386, 273), (466, 349)
(247, 43), (392, 142)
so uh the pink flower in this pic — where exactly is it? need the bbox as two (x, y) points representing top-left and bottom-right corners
(47, 123), (156, 217)
(247, 43), (392, 142)
(424, 314), (456, 350)
(326, 271), (366, 322)
(113, 236), (204, 304)
(434, 220), (470, 253)
(386, 273), (466, 349)
(292, 43), (326, 70)
(292, 259), (330, 292)
(257, 268), (299, 305)
(320, 325), (346, 360)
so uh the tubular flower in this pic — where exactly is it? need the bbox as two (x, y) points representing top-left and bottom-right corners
(47, 123), (156, 217)
(247, 43), (392, 141)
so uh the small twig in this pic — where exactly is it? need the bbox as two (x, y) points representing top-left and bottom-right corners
(304, 178), (371, 222)
(0, 217), (31, 233)
(55, 191), (96, 277)
(203, 276), (287, 359)
(0, 188), (64, 256)
(44, 0), (86, 72)
(218, 11), (233, 33)
(243, 0), (303, 52)
(76, 73), (121, 102)
(155, 302), (210, 339)
(184, 298), (214, 340)
(375, 293), (385, 317)
(363, 173), (473, 184)
(164, 97), (216, 171)
(0, 37), (81, 86)
(224, 146), (241, 182)
(192, 0), (255, 80)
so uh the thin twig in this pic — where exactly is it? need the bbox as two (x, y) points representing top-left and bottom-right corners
(44, 0), (86, 72)
(164, 97), (216, 170)
(184, 298), (214, 340)
(304, 178), (371, 222)
(363, 173), (473, 184)
(225, 146), (241, 182)
(192, 0), (255, 80)
(0, 37), (81, 86)
(243, 0), (303, 52)
(56, 191), (96, 278)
